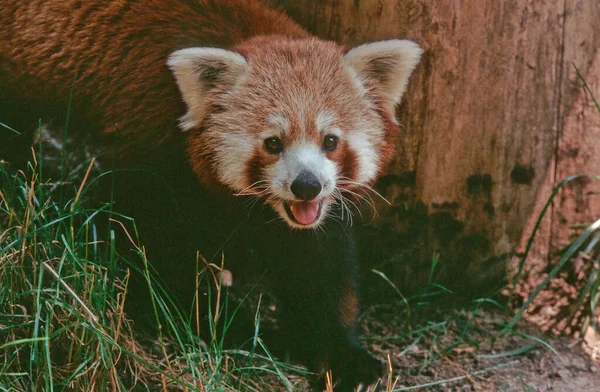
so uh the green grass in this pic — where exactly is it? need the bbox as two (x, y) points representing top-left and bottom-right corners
(0, 145), (306, 391)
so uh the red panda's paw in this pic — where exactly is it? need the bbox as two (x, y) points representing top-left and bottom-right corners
(315, 346), (383, 392)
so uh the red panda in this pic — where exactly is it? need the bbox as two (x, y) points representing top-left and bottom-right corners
(0, 0), (422, 390)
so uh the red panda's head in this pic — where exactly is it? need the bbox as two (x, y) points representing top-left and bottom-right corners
(168, 37), (421, 229)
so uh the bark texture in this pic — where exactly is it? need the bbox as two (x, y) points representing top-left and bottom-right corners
(274, 0), (600, 299)
(513, 51), (600, 355)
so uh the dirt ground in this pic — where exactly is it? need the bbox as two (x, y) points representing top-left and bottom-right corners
(360, 305), (600, 392)
(242, 291), (598, 391)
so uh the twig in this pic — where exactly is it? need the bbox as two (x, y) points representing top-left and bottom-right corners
(391, 360), (519, 391)
(71, 158), (96, 212)
(42, 261), (99, 324)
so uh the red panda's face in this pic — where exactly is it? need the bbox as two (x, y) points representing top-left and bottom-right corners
(168, 38), (422, 229)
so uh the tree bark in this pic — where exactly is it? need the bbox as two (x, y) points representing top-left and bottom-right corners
(274, 0), (600, 296)
(512, 50), (600, 352)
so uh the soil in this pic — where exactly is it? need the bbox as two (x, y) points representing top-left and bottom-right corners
(255, 300), (600, 391)
(359, 304), (599, 392)
(233, 286), (599, 392)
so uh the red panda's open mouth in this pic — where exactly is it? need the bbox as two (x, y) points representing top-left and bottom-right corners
(283, 200), (322, 226)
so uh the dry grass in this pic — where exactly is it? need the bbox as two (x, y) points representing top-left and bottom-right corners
(0, 148), (306, 391)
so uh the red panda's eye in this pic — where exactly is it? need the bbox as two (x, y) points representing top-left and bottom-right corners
(264, 137), (283, 154)
(323, 135), (338, 151)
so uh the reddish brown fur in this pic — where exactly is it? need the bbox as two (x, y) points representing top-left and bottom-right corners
(1, 1), (401, 195)
(339, 144), (359, 182)
(245, 151), (273, 193)
(368, 87), (399, 177)
(339, 282), (359, 328)
(0, 0), (308, 158)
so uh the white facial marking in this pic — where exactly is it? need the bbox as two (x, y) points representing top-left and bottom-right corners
(267, 113), (290, 134)
(346, 130), (380, 183)
(267, 141), (337, 201)
(316, 110), (336, 133)
(214, 130), (255, 191)
(327, 127), (343, 138)
(259, 129), (281, 140)
(260, 140), (339, 228)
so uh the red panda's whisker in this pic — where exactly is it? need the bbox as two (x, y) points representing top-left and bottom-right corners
(334, 193), (349, 223)
(317, 220), (332, 237)
(241, 194), (262, 206)
(331, 189), (344, 219)
(336, 186), (370, 204)
(246, 197), (264, 216)
(337, 177), (391, 205)
(236, 189), (272, 205)
(234, 180), (271, 196)
(237, 190), (268, 199)
(334, 184), (383, 223)
(242, 190), (276, 216)
(265, 215), (287, 227)
(327, 208), (351, 229)
(332, 189), (356, 226)
(336, 190), (362, 219)
(336, 186), (377, 213)
(248, 188), (272, 197)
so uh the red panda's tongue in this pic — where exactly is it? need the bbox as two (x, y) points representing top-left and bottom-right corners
(289, 200), (320, 225)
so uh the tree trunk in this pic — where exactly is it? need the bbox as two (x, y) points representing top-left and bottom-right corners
(512, 51), (600, 354)
(274, 0), (600, 297)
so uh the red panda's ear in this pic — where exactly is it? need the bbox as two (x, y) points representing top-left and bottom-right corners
(344, 40), (422, 110)
(168, 48), (248, 131)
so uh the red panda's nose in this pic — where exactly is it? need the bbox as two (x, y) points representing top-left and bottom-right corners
(290, 171), (322, 201)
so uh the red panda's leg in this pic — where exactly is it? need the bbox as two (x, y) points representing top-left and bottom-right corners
(270, 226), (382, 391)
(323, 279), (383, 392)
(277, 278), (381, 391)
